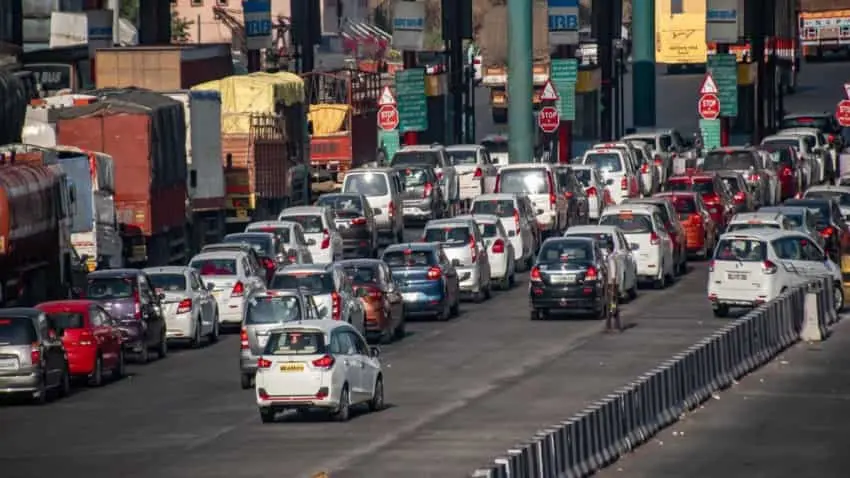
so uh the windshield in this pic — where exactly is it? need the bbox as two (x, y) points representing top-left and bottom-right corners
(246, 296), (302, 324)
(784, 200), (829, 226)
(726, 223), (781, 232)
(672, 197), (697, 217)
(148, 274), (187, 292)
(668, 178), (715, 195)
(270, 272), (335, 294)
(781, 117), (829, 131)
(265, 330), (326, 355)
(190, 259), (237, 276)
(804, 190), (850, 207)
(538, 240), (594, 263)
(478, 222), (499, 238)
(599, 213), (654, 233)
(780, 212), (804, 228)
(279, 214), (324, 234)
(472, 199), (515, 217)
(0, 318), (36, 345)
(481, 140), (508, 154)
(246, 225), (291, 244)
(391, 151), (441, 168)
(397, 167), (431, 187)
(316, 196), (364, 214)
(714, 238), (767, 261)
(573, 169), (593, 187)
(762, 139), (799, 150)
(424, 226), (471, 244)
(446, 150), (477, 165)
(498, 169), (550, 194)
(567, 233), (614, 251)
(702, 151), (757, 170)
(86, 277), (135, 299)
(582, 152), (623, 172)
(343, 173), (389, 196)
(383, 249), (437, 267)
(45, 312), (84, 333)
(343, 265), (380, 284)
(224, 235), (272, 256)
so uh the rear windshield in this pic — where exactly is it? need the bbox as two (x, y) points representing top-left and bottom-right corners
(148, 274), (187, 292)
(446, 150), (477, 165)
(264, 330), (326, 355)
(224, 235), (272, 256)
(391, 151), (441, 168)
(566, 233), (614, 251)
(726, 222), (780, 232)
(279, 214), (324, 234)
(247, 225), (291, 244)
(270, 272), (335, 294)
(764, 148), (795, 168)
(191, 259), (238, 276)
(343, 265), (380, 284)
(245, 296), (302, 324)
(397, 167), (431, 187)
(762, 138), (799, 150)
(781, 117), (830, 131)
(573, 169), (593, 187)
(538, 240), (594, 262)
(316, 196), (364, 214)
(780, 212), (804, 228)
(672, 197), (697, 216)
(804, 190), (850, 207)
(478, 223), (499, 238)
(0, 318), (36, 345)
(714, 238), (767, 261)
(599, 214), (654, 233)
(472, 199), (515, 217)
(383, 250), (437, 267)
(424, 226), (472, 244)
(668, 178), (715, 194)
(783, 200), (829, 226)
(45, 312), (85, 332)
(582, 152), (623, 172)
(343, 173), (389, 196)
(481, 140), (508, 154)
(702, 151), (757, 170)
(86, 277), (135, 299)
(498, 169), (550, 194)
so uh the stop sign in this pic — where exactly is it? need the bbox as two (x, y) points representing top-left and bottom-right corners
(378, 104), (399, 130)
(837, 99), (850, 127)
(698, 93), (720, 120)
(538, 106), (559, 133)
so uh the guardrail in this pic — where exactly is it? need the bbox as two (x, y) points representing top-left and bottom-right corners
(470, 277), (838, 478)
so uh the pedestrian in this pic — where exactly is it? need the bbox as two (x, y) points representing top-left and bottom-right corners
(604, 243), (622, 332)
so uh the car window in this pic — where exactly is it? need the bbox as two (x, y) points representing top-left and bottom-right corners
(223, 234), (273, 256)
(499, 169), (551, 194)
(599, 213), (654, 233)
(343, 264), (380, 284)
(424, 226), (472, 244)
(280, 214), (325, 234)
(538, 240), (594, 262)
(331, 331), (356, 355)
(383, 249), (437, 267)
(659, 135), (672, 151)
(472, 199), (515, 217)
(805, 190), (850, 207)
(0, 317), (37, 345)
(715, 238), (767, 261)
(270, 272), (335, 294)
(668, 178), (715, 194)
(566, 232), (615, 251)
(727, 222), (781, 232)
(266, 330), (326, 355)
(86, 277), (135, 299)
(45, 311), (85, 333)
(391, 150), (442, 168)
(248, 224), (292, 244)
(343, 173), (390, 196)
(148, 273), (187, 292)
(582, 152), (623, 172)
(446, 149), (478, 165)
(477, 222), (500, 238)
(671, 196), (697, 217)
(702, 151), (758, 170)
(246, 295), (302, 324)
(397, 167), (433, 188)
(772, 236), (822, 261)
(347, 331), (369, 356)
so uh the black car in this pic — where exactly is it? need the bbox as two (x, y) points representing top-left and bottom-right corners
(783, 197), (848, 262)
(84, 269), (167, 363)
(222, 232), (281, 283)
(315, 193), (379, 257)
(529, 237), (610, 320)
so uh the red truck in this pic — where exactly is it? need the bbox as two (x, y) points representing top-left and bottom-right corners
(56, 88), (190, 267)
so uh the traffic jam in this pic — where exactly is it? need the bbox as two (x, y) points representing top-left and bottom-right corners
(3, 114), (850, 422)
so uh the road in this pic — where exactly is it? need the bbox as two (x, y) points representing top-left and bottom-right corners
(0, 61), (848, 478)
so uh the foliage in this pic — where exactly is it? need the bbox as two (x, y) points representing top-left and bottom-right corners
(120, 0), (139, 24)
(171, 9), (195, 43)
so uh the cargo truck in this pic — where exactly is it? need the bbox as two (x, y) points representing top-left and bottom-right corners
(478, 3), (551, 124)
(799, 1), (850, 60)
(94, 45), (234, 91)
(56, 88), (190, 267)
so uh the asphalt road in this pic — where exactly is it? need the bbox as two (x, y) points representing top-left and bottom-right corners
(1, 61), (848, 478)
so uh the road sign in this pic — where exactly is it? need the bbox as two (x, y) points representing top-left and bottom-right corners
(844, 83), (850, 100)
(242, 0), (273, 50)
(378, 104), (400, 131)
(706, 54), (738, 117)
(836, 100), (850, 127)
(551, 58), (578, 120)
(548, 0), (579, 45)
(699, 119), (722, 150)
(540, 80), (559, 101)
(699, 74), (719, 94)
(378, 86), (396, 106)
(395, 68), (428, 132)
(699, 93), (721, 120)
(538, 106), (560, 133)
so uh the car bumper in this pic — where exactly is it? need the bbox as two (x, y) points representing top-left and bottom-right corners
(489, 256), (510, 279)
(536, 212), (556, 232)
(457, 266), (483, 292)
(219, 304), (244, 325)
(341, 238), (373, 257)
(401, 288), (447, 315)
(257, 393), (338, 410)
(364, 306), (391, 333)
(0, 372), (42, 393)
(403, 199), (436, 219)
(165, 313), (197, 339)
(312, 249), (334, 264)
(530, 285), (605, 311)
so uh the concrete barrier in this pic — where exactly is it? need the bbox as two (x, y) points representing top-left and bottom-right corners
(471, 277), (837, 478)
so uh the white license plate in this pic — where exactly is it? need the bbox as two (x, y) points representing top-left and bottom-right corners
(727, 272), (749, 280)
(402, 292), (423, 301)
(549, 274), (576, 284)
(403, 208), (418, 215)
(0, 357), (18, 370)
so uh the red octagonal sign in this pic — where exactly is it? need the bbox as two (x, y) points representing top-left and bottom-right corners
(378, 104), (399, 131)
(538, 106), (559, 133)
(837, 99), (850, 127)
(698, 93), (720, 120)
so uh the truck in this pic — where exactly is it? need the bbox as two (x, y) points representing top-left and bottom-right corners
(655, 0), (708, 71)
(302, 69), (381, 181)
(94, 45), (234, 91)
(799, 1), (850, 60)
(478, 2), (551, 124)
(192, 73), (309, 227)
(55, 88), (190, 267)
(163, 89), (227, 255)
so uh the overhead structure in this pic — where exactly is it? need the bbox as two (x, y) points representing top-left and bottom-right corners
(212, 5), (293, 67)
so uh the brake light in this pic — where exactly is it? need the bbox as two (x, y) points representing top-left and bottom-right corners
(470, 237), (478, 263)
(132, 289), (141, 319)
(530, 266), (542, 281)
(351, 217), (367, 225)
(388, 201), (396, 218)
(733, 191), (746, 203)
(312, 355), (335, 369)
(828, 134), (836, 143)
(709, 260), (715, 272)
(331, 291), (341, 320)
(586, 186), (597, 196)
(763, 260), (778, 274)
(30, 343), (40, 364)
(621, 177), (628, 190)
(231, 281), (244, 297)
(585, 266), (598, 281)
(177, 298), (192, 314)
(426, 266), (442, 280)
(474, 167), (482, 178)
(321, 229), (331, 249)
(495, 175), (501, 191)
(547, 172), (556, 206)
(262, 257), (276, 270)
(748, 173), (760, 181)
(654, 155), (663, 166)
(821, 226), (835, 237)
(690, 214), (703, 225)
(423, 182), (433, 198)
(492, 239), (505, 254)
(513, 208), (521, 233)
(641, 163), (648, 173)
(365, 287), (382, 300)
(257, 357), (272, 368)
(650, 232), (660, 245)
(781, 166), (793, 177)
(240, 327), (249, 349)
(437, 171), (444, 181)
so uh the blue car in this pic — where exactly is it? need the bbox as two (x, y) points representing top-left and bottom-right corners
(382, 243), (460, 320)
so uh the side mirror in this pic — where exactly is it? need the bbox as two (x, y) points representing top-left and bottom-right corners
(605, 178), (614, 186)
(307, 238), (317, 246)
(451, 258), (461, 267)
(206, 282), (215, 291)
(370, 346), (381, 358)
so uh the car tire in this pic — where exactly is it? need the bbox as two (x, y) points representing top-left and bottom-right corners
(628, 283), (638, 301)
(88, 355), (104, 387)
(484, 283), (492, 299)
(393, 313), (406, 340)
(833, 283), (845, 312)
(113, 349), (126, 380)
(208, 312), (220, 343)
(240, 373), (253, 389)
(191, 319), (202, 349)
(437, 297), (451, 321)
(157, 332), (168, 359)
(33, 375), (48, 405)
(449, 294), (460, 317)
(368, 376), (385, 412)
(530, 309), (541, 320)
(259, 407), (275, 424)
(333, 386), (351, 422)
(654, 270), (667, 290)
(137, 344), (150, 364)
(713, 304), (729, 318)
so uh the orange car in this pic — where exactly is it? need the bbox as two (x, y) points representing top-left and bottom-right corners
(339, 259), (405, 344)
(666, 170), (735, 230)
(656, 191), (718, 259)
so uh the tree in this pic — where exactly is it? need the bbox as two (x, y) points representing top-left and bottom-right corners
(120, 0), (139, 24)
(171, 9), (195, 43)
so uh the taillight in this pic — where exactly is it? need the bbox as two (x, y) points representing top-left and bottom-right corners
(709, 260), (715, 272)
(321, 229), (331, 249)
(312, 354), (335, 369)
(828, 134), (836, 143)
(495, 175), (501, 191)
(564, 191), (574, 199)
(366, 287), (382, 300)
(351, 217), (367, 225)
(654, 155), (663, 166)
(177, 298), (192, 314)
(549, 193), (556, 207)
(513, 208), (521, 233)
(650, 232), (661, 245)
(77, 331), (95, 346)
(547, 172), (556, 206)
(426, 266), (442, 280)
(231, 281), (244, 297)
(331, 291), (341, 320)
(30, 343), (40, 364)
(748, 173), (760, 181)
(641, 163), (648, 173)
(287, 254), (297, 263)
(621, 177), (628, 190)
(781, 167), (793, 177)
(586, 186), (597, 196)
(470, 237), (478, 263)
(763, 260), (778, 274)
(821, 226), (835, 237)
(733, 191), (746, 203)
(133, 290), (141, 319)
(585, 266), (598, 281)
(473, 167), (482, 178)
(388, 201), (396, 218)
(257, 357), (272, 368)
(423, 182), (433, 198)
(530, 266), (542, 281)
(240, 328), (249, 350)
(492, 239), (505, 254)
(690, 214), (703, 225)
(262, 257), (276, 270)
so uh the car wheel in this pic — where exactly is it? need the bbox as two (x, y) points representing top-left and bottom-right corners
(449, 294), (460, 317)
(369, 376), (385, 412)
(393, 312), (406, 340)
(437, 297), (451, 321)
(33, 375), (48, 405)
(526, 254), (534, 271)
(628, 282), (638, 301)
(88, 355), (104, 387)
(484, 282), (492, 299)
(113, 349), (126, 380)
(713, 304), (729, 318)
(58, 363), (71, 398)
(654, 269), (667, 289)
(137, 344), (150, 364)
(333, 386), (351, 422)
(191, 319), (202, 349)
(157, 332), (168, 359)
(240, 373), (253, 389)
(834, 283), (845, 312)
(259, 407), (275, 424)
(208, 312), (220, 343)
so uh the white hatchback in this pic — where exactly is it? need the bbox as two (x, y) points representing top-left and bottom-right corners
(599, 204), (675, 288)
(255, 320), (384, 423)
(581, 148), (640, 205)
(278, 206), (343, 264)
(188, 250), (266, 326)
(470, 193), (537, 270)
(460, 214), (517, 289)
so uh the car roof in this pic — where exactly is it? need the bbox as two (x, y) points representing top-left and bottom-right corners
(279, 263), (333, 274)
(36, 300), (97, 311)
(543, 236), (596, 245)
(785, 197), (831, 206)
(656, 191), (698, 199)
(569, 164), (597, 170)
(719, 228), (796, 241)
(398, 144), (445, 151)
(499, 163), (553, 171)
(338, 258), (384, 268)
(806, 185), (850, 194)
(784, 112), (830, 119)
(87, 268), (140, 278)
(564, 225), (621, 235)
(247, 220), (298, 229)
(253, 289), (304, 299)
(425, 217), (476, 227)
(759, 205), (810, 215)
(272, 319), (352, 335)
(226, 232), (274, 240)
(445, 144), (483, 152)
(317, 192), (365, 199)
(280, 206), (325, 215)
(384, 242), (439, 252)
(730, 211), (784, 223)
(347, 167), (395, 174)
(763, 134), (803, 141)
(143, 266), (192, 275)
(191, 250), (246, 261)
(0, 307), (42, 318)
(626, 197), (672, 209)
(584, 147), (625, 156)
(473, 193), (520, 201)
(621, 133), (660, 140)
(202, 243), (254, 253)
(777, 127), (820, 134)
(602, 204), (657, 215)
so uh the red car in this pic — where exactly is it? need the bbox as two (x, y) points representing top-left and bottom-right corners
(36, 300), (125, 386)
(656, 191), (718, 259)
(666, 171), (735, 230)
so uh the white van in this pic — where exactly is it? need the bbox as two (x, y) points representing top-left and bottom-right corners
(495, 164), (568, 239)
(342, 168), (404, 243)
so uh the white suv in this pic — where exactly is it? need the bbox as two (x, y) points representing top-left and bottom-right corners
(470, 193), (538, 271)
(495, 164), (568, 239)
(599, 204), (675, 289)
(581, 147), (640, 204)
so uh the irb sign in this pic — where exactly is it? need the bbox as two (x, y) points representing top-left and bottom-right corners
(548, 0), (579, 45)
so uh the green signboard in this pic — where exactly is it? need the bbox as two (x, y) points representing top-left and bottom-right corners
(707, 54), (738, 117)
(395, 68), (428, 132)
(551, 58), (578, 121)
(378, 129), (400, 163)
(699, 119), (722, 151)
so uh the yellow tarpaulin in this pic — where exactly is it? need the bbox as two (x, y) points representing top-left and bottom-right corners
(191, 73), (305, 134)
(308, 104), (349, 135)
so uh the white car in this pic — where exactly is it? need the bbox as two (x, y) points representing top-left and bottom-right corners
(423, 217), (493, 301)
(581, 147), (641, 204)
(459, 214), (517, 289)
(470, 193), (538, 271)
(444, 144), (498, 203)
(761, 134), (818, 188)
(278, 206), (343, 264)
(246, 220), (315, 265)
(803, 185), (850, 219)
(599, 204), (675, 288)
(495, 164), (568, 238)
(754, 149), (781, 205)
(571, 165), (613, 220)
(564, 225), (639, 300)
(254, 320), (384, 423)
(708, 229), (843, 317)
(775, 128), (831, 183)
(144, 266), (221, 347)
(726, 211), (794, 233)
(188, 250), (266, 326)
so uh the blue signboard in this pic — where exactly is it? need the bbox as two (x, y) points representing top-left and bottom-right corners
(548, 0), (579, 45)
(242, 0), (272, 50)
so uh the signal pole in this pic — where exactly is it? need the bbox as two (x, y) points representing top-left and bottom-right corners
(594, 0), (615, 140)
(507, 0), (534, 163)
(631, 0), (655, 127)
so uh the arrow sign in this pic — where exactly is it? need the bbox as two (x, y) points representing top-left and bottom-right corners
(540, 79), (559, 101)
(699, 74), (719, 94)
(844, 83), (850, 100)
(378, 86), (396, 106)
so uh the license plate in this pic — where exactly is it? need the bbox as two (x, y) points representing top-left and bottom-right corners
(402, 292), (422, 301)
(0, 357), (18, 370)
(403, 208), (418, 215)
(550, 274), (576, 284)
(727, 272), (748, 280)
(236, 208), (248, 219)
(280, 363), (304, 372)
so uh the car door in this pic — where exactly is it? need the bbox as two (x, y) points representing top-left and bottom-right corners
(618, 231), (637, 286)
(190, 272), (212, 332)
(137, 276), (159, 345)
(773, 235), (828, 279)
(438, 248), (459, 300)
(88, 306), (110, 365)
(98, 307), (122, 367)
(381, 264), (404, 321)
(348, 330), (376, 402)
(333, 331), (364, 400)
(653, 212), (674, 266)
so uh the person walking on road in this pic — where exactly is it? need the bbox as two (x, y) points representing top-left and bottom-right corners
(604, 245), (621, 332)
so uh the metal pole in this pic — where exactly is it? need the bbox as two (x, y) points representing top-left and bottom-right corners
(507, 0), (534, 163)
(750, 0), (765, 144)
(595, 0), (614, 140)
(766, 5), (776, 134)
(451, 0), (464, 144)
(631, 0), (655, 127)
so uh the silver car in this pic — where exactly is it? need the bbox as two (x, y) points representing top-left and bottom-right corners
(144, 266), (221, 348)
(246, 220), (314, 265)
(422, 217), (493, 301)
(0, 309), (70, 403)
(391, 144), (461, 215)
(237, 289), (321, 389)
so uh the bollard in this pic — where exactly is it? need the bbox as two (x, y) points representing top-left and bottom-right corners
(801, 284), (824, 341)
(574, 412), (591, 476)
(527, 438), (542, 478)
(493, 458), (510, 478)
(587, 404), (605, 469)
(565, 419), (582, 478)
(620, 385), (638, 450)
(507, 448), (523, 478)
(471, 467), (497, 478)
